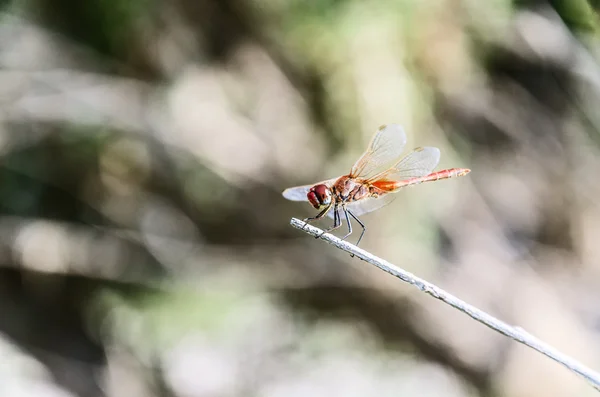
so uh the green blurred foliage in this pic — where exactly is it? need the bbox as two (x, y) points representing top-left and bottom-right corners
(552, 0), (600, 33)
(19, 0), (155, 66)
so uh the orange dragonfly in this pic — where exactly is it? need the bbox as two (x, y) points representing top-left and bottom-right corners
(282, 124), (470, 246)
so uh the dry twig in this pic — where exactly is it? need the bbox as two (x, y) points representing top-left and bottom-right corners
(290, 217), (600, 392)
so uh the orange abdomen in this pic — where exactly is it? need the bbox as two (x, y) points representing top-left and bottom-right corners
(372, 168), (471, 191)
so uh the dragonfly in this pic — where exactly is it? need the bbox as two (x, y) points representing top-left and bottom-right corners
(282, 124), (470, 246)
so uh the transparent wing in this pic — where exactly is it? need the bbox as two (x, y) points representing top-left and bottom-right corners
(367, 146), (440, 182)
(350, 124), (407, 179)
(326, 194), (396, 219)
(282, 177), (338, 202)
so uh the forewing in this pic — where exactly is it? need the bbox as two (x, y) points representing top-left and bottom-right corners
(282, 177), (338, 202)
(327, 194), (396, 219)
(350, 124), (407, 179)
(367, 146), (440, 182)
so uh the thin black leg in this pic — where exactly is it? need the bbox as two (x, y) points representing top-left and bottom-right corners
(341, 206), (353, 240)
(347, 209), (366, 246)
(316, 205), (342, 238)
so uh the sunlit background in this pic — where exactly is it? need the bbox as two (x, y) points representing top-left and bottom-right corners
(1, 0), (600, 396)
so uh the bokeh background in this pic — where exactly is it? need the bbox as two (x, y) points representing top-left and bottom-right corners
(1, 0), (600, 396)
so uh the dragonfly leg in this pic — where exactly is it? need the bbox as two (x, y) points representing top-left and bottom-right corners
(347, 209), (366, 246)
(316, 205), (341, 238)
(341, 206), (353, 241)
(302, 203), (333, 230)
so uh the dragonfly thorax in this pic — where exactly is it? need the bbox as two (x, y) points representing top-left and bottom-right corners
(333, 176), (369, 203)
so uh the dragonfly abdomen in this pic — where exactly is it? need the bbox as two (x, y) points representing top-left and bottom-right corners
(377, 168), (471, 191)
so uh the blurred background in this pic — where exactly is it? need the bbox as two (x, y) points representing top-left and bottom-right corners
(1, 0), (600, 396)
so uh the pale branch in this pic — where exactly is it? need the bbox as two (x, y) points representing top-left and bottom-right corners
(290, 217), (600, 392)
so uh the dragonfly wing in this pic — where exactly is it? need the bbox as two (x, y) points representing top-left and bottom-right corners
(350, 124), (407, 179)
(368, 146), (440, 182)
(282, 177), (338, 202)
(326, 194), (396, 219)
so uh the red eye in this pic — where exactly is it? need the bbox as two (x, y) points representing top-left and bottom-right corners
(307, 191), (320, 208)
(313, 184), (328, 201)
(307, 184), (331, 209)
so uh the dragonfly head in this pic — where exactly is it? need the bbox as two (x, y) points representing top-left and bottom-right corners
(307, 184), (332, 209)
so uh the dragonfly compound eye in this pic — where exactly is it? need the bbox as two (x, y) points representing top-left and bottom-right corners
(307, 184), (331, 209)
